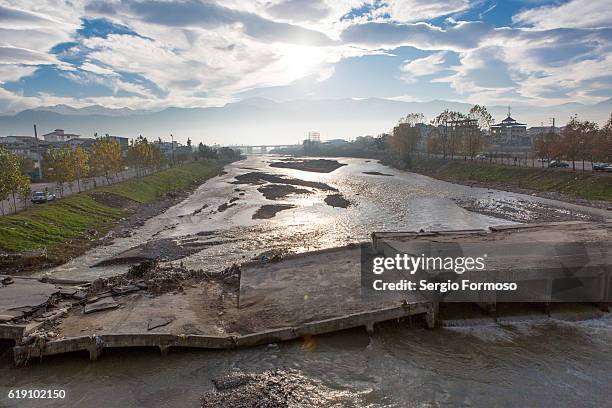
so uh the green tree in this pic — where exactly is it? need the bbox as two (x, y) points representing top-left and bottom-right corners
(90, 135), (123, 184)
(0, 146), (13, 214)
(593, 113), (612, 163)
(73, 145), (90, 192)
(18, 176), (32, 209)
(431, 110), (452, 159)
(0, 147), (30, 212)
(387, 114), (423, 166)
(44, 148), (74, 197)
(467, 105), (493, 159)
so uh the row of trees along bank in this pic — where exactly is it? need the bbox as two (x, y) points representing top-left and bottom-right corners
(0, 134), (241, 215)
(532, 115), (612, 170)
(387, 109), (611, 169)
(387, 105), (495, 165)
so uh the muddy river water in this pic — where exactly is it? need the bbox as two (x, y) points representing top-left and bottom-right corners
(2, 156), (611, 407)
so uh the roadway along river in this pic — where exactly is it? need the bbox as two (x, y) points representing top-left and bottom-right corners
(3, 155), (611, 407)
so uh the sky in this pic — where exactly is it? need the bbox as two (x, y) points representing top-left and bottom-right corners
(0, 0), (611, 115)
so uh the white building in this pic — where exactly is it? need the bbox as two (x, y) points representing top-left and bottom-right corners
(43, 129), (80, 142)
(308, 131), (321, 143)
(491, 115), (528, 146)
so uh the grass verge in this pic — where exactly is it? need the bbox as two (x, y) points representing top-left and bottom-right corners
(0, 160), (221, 261)
(410, 158), (612, 202)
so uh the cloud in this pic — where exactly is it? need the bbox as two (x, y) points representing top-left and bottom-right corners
(383, 0), (472, 23)
(400, 51), (448, 83)
(0, 0), (611, 113)
(340, 21), (491, 51)
(514, 0), (612, 29)
(433, 46), (518, 103)
(340, 0), (472, 23)
(0, 4), (65, 28)
(266, 0), (331, 22)
(120, 0), (334, 45)
(0, 46), (58, 65)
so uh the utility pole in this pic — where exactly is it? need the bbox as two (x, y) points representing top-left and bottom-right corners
(34, 124), (42, 180)
(170, 133), (175, 166)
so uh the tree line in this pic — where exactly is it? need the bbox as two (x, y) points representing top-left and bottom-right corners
(0, 134), (242, 214)
(386, 108), (611, 170)
(533, 114), (612, 170)
(386, 105), (494, 165)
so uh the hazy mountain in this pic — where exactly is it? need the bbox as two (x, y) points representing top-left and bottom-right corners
(1, 98), (610, 145)
(30, 104), (154, 117)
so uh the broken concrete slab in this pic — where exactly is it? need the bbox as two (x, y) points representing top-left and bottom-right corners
(135, 281), (148, 290)
(84, 298), (119, 314)
(59, 287), (78, 298)
(72, 290), (87, 300)
(0, 276), (59, 317)
(111, 285), (140, 296)
(147, 317), (174, 331)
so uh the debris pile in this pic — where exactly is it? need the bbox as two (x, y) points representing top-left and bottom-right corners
(201, 369), (355, 407)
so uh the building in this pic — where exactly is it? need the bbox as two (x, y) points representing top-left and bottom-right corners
(324, 138), (349, 146)
(491, 112), (528, 146)
(0, 135), (64, 181)
(42, 129), (80, 142)
(527, 126), (560, 141)
(308, 131), (321, 143)
(154, 140), (179, 157)
(107, 136), (129, 150)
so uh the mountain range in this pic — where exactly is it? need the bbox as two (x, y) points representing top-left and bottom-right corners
(1, 98), (610, 145)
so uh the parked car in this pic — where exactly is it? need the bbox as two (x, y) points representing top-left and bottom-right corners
(593, 162), (612, 171)
(475, 154), (487, 160)
(31, 191), (56, 204)
(548, 160), (569, 168)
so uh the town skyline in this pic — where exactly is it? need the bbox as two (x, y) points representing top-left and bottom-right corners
(1, 96), (610, 145)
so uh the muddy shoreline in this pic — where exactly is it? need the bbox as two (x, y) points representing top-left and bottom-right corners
(1, 166), (229, 275)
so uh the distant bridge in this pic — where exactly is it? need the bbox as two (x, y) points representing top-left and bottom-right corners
(228, 144), (301, 154)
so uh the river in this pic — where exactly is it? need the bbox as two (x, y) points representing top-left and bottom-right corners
(2, 156), (610, 407)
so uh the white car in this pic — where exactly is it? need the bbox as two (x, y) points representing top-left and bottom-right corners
(31, 191), (56, 204)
